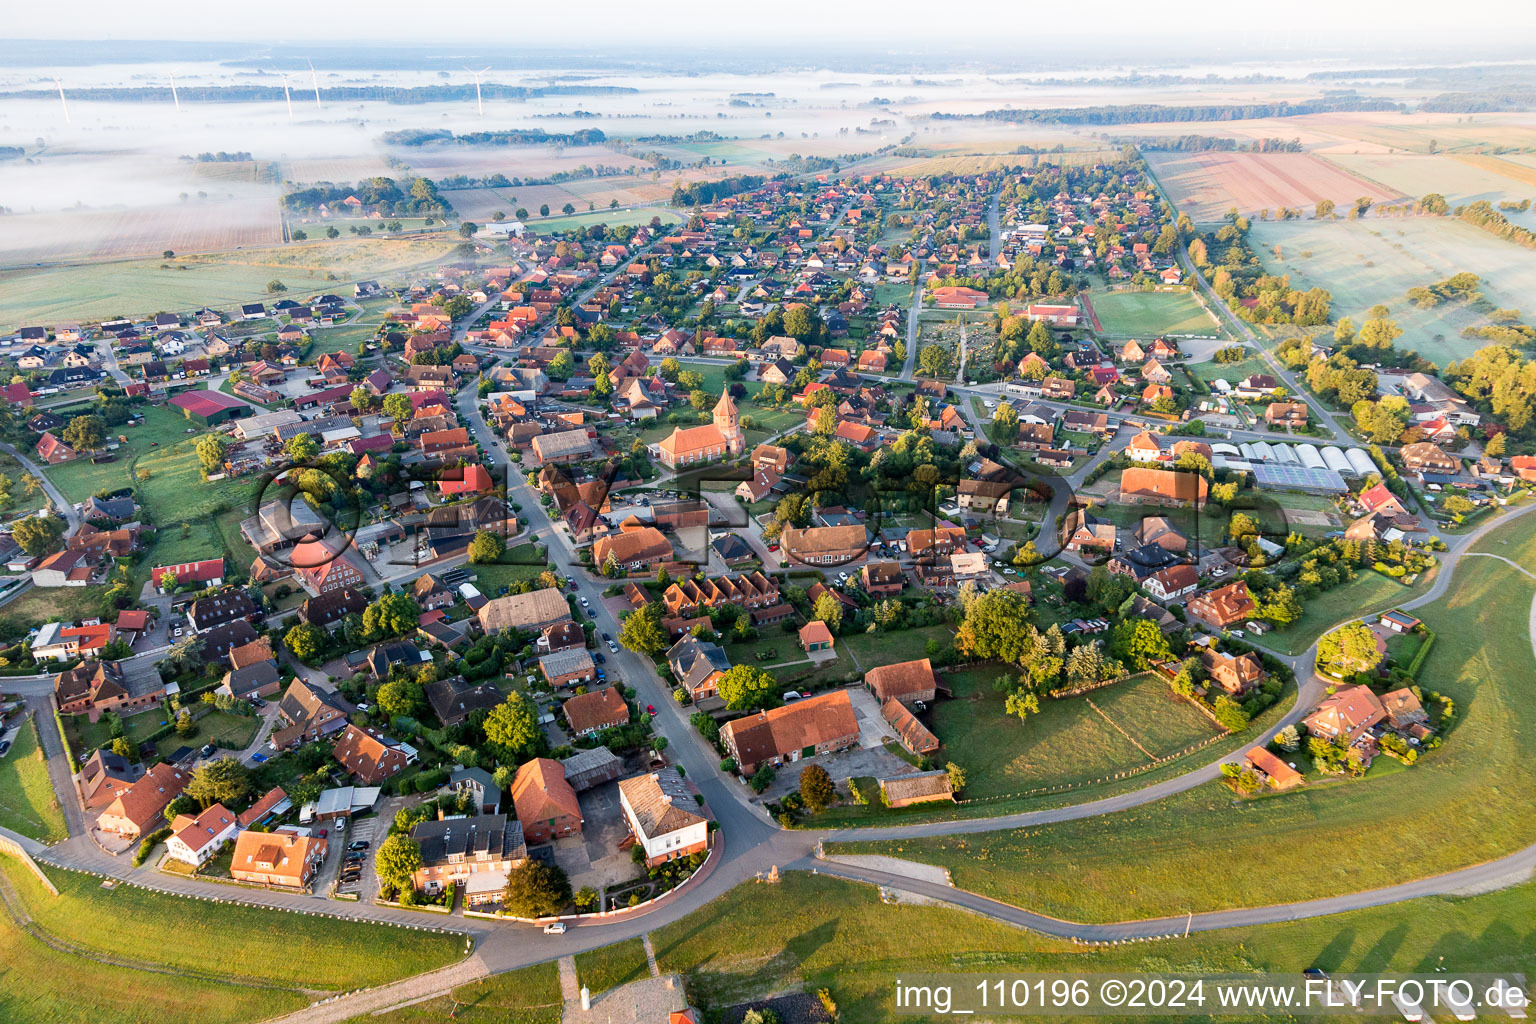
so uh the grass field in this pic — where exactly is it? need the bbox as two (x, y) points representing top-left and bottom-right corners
(647, 871), (1536, 1024)
(932, 668), (1221, 799)
(352, 963), (562, 1024)
(72, 706), (258, 762)
(1088, 289), (1218, 338)
(0, 854), (465, 1012)
(0, 720), (68, 843)
(1268, 564), (1436, 655)
(41, 405), (207, 505)
(0, 586), (109, 642)
(1247, 217), (1536, 364)
(1185, 354), (1268, 383)
(830, 520), (1536, 923)
(1324, 152), (1536, 208)
(0, 235), (456, 331)
(1147, 151), (1404, 223)
(574, 937), (650, 994)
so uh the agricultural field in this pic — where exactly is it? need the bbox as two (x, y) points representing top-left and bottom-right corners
(1247, 216), (1536, 363)
(0, 721), (68, 843)
(1322, 151), (1536, 207)
(831, 526), (1536, 924)
(931, 668), (1223, 799)
(387, 144), (656, 181)
(281, 154), (400, 184)
(1146, 151), (1402, 223)
(649, 869), (1536, 1024)
(1086, 288), (1219, 338)
(0, 234), (456, 331)
(0, 197), (283, 268)
(524, 207), (684, 234)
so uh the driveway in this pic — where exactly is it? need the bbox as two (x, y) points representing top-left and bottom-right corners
(759, 745), (917, 803)
(550, 780), (639, 897)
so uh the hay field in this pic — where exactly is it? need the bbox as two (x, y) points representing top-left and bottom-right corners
(1322, 153), (1536, 205)
(1147, 151), (1402, 222)
(1249, 217), (1536, 364)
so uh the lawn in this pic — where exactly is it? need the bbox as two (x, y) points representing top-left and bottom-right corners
(837, 624), (954, 671)
(352, 963), (562, 1024)
(41, 405), (207, 505)
(129, 520), (228, 591)
(574, 936), (650, 994)
(2, 854), (467, 992)
(133, 434), (259, 526)
(648, 871), (1536, 1024)
(533, 207), (683, 233)
(71, 707), (258, 763)
(931, 668), (1219, 799)
(1269, 565), (1436, 656)
(829, 528), (1536, 923)
(1186, 355), (1268, 384)
(0, 451), (47, 517)
(0, 720), (68, 843)
(1089, 289), (1218, 338)
(0, 875), (300, 1024)
(0, 586), (110, 642)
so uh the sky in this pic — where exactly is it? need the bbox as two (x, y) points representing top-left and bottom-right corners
(8, 0), (1535, 49)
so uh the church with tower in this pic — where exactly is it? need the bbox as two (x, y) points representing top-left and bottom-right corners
(650, 387), (746, 469)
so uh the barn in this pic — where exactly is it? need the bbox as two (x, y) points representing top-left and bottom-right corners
(169, 389), (250, 427)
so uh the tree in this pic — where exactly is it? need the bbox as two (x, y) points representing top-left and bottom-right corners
(377, 673), (424, 720)
(991, 401), (1019, 442)
(811, 592), (842, 632)
(62, 414), (105, 453)
(111, 736), (132, 758)
(1485, 432), (1508, 457)
(717, 664), (776, 711)
(954, 589), (1033, 664)
(468, 530), (506, 564)
(618, 601), (668, 657)
(362, 592), (420, 640)
(186, 757), (253, 808)
(350, 386), (376, 414)
(799, 764), (835, 812)
(284, 622), (326, 663)
(194, 434), (229, 475)
(945, 762), (966, 793)
(286, 431), (319, 464)
(1108, 618), (1172, 671)
(0, 473), (11, 510)
(382, 392), (413, 429)
(562, 203), (576, 216)
(325, 226), (340, 239)
(539, 204), (550, 218)
(1004, 690), (1040, 722)
(458, 221), (479, 239)
(917, 344), (951, 378)
(1317, 622), (1384, 676)
(12, 514), (64, 556)
(484, 693), (539, 757)
(503, 860), (571, 917)
(1314, 199), (1336, 219)
(1442, 493), (1475, 516)
(175, 708), (196, 737)
(375, 833), (423, 894)
(266, 279), (287, 293)
(812, 405), (837, 436)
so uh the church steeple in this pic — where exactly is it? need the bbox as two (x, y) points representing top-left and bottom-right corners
(713, 386), (744, 455)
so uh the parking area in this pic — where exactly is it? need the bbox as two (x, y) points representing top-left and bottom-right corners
(758, 744), (918, 803)
(846, 686), (900, 749)
(548, 779), (642, 897)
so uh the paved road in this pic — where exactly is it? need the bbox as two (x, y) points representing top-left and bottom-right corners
(1, 442), (79, 532)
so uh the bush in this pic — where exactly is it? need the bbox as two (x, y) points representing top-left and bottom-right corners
(133, 827), (172, 867)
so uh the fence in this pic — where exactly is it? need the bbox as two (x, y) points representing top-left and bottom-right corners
(954, 730), (1235, 806)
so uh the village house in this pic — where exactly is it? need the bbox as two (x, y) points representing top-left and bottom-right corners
(332, 724), (411, 785)
(865, 658), (939, 705)
(779, 524), (868, 566)
(1119, 467), (1208, 508)
(720, 690), (860, 775)
(230, 828), (327, 888)
(882, 698), (939, 756)
(667, 635), (730, 700)
(562, 686), (630, 736)
(409, 814), (528, 907)
(618, 771), (709, 867)
(510, 758), (583, 844)
(1201, 648), (1267, 696)
(539, 647), (597, 689)
(97, 762), (188, 839)
(1187, 582), (1259, 630)
(165, 803), (239, 867)
(75, 749), (141, 809)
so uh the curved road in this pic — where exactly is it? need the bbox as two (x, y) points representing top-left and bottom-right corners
(10, 327), (1536, 1019)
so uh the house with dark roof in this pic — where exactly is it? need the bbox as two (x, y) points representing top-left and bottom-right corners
(409, 813), (526, 905)
(426, 677), (503, 728)
(298, 586), (368, 629)
(269, 678), (350, 749)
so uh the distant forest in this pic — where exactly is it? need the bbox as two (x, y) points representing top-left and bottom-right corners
(934, 96), (1402, 125)
(1117, 136), (1305, 153)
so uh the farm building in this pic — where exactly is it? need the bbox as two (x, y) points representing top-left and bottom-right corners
(169, 389), (250, 427)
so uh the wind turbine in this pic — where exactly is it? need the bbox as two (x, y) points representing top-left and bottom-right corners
(54, 77), (70, 124)
(466, 66), (491, 116)
(280, 73), (295, 120)
(168, 71), (181, 112)
(306, 59), (321, 110)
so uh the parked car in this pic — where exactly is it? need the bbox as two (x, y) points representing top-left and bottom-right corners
(646, 704), (656, 716)
(347, 840), (370, 852)
(607, 640), (618, 653)
(594, 652), (606, 664)
(199, 744), (215, 758)
(543, 922), (567, 934)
